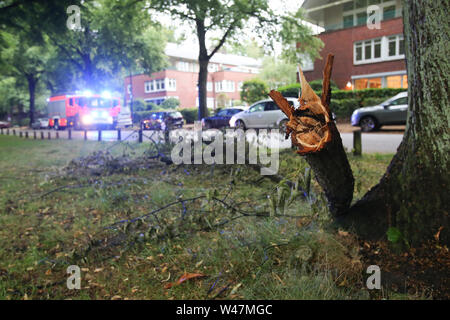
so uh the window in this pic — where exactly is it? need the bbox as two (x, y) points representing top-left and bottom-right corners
(343, 15), (354, 28)
(237, 82), (243, 91)
(386, 75), (402, 88)
(207, 82), (213, 92)
(127, 84), (131, 94)
(355, 42), (363, 61)
(364, 41), (372, 60)
(249, 103), (265, 113)
(383, 5), (396, 20)
(145, 81), (152, 93)
(354, 74), (407, 89)
(355, 0), (366, 9)
(341, 0), (397, 29)
(387, 35), (404, 57)
(215, 81), (223, 92)
(145, 79), (167, 93)
(354, 34), (404, 64)
(177, 61), (190, 72)
(167, 78), (176, 91)
(208, 64), (219, 72)
(343, 1), (354, 11)
(390, 97), (408, 105)
(215, 80), (235, 93)
(368, 78), (382, 88)
(356, 12), (367, 26)
(264, 102), (278, 111)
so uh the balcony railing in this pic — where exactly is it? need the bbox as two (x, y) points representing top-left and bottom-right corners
(323, 9), (402, 32)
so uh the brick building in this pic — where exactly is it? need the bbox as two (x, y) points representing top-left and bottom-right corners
(301, 0), (407, 90)
(124, 43), (260, 109)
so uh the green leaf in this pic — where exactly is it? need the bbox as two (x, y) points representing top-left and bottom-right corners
(386, 227), (402, 243)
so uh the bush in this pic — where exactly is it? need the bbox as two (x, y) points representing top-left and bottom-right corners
(241, 79), (269, 104)
(160, 97), (180, 110)
(361, 97), (387, 107)
(132, 99), (148, 112)
(178, 108), (199, 124)
(308, 79), (339, 92)
(329, 99), (361, 118)
(277, 83), (406, 117)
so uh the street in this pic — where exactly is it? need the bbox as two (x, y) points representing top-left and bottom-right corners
(2, 127), (404, 154)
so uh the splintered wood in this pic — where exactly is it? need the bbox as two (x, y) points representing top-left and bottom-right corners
(269, 56), (334, 155)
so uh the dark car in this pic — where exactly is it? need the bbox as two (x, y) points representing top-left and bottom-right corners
(201, 108), (244, 129)
(141, 111), (184, 131)
(0, 121), (11, 129)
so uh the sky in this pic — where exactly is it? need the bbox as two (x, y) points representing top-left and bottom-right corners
(149, 0), (318, 58)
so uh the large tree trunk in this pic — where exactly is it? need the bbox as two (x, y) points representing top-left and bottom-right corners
(338, 0), (450, 246)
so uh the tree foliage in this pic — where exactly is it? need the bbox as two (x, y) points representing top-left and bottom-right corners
(149, 0), (321, 120)
(240, 79), (269, 104)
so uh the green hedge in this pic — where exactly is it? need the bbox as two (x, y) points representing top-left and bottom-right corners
(277, 83), (406, 117)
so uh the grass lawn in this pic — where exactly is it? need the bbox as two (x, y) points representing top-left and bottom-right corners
(0, 135), (417, 300)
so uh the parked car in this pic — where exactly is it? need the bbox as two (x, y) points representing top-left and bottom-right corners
(351, 92), (408, 132)
(141, 111), (184, 131)
(229, 98), (300, 130)
(0, 121), (11, 129)
(31, 118), (49, 129)
(201, 108), (244, 129)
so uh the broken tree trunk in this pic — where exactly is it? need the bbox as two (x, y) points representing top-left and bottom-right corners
(269, 54), (354, 216)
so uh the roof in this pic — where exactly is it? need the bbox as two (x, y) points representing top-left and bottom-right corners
(165, 42), (261, 68)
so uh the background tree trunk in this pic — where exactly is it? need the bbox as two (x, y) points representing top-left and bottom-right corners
(196, 18), (209, 120)
(27, 75), (36, 127)
(338, 0), (450, 246)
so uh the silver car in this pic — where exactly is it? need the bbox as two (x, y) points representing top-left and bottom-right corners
(351, 92), (408, 132)
(229, 98), (299, 130)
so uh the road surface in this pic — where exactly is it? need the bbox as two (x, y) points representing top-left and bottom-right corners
(3, 128), (403, 154)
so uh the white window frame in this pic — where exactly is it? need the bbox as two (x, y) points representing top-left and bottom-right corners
(354, 34), (404, 65)
(144, 81), (151, 93)
(166, 78), (176, 91)
(144, 79), (167, 93)
(207, 81), (213, 92)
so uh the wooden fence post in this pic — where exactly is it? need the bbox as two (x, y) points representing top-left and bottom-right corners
(48, 132), (51, 140)
(13, 129), (16, 136)
(117, 128), (121, 141)
(19, 131), (23, 138)
(138, 129), (143, 143)
(33, 131), (37, 139)
(353, 130), (362, 156)
(56, 131), (59, 139)
(68, 129), (72, 140)
(25, 132), (29, 139)
(98, 130), (102, 141)
(40, 131), (44, 139)
(84, 130), (87, 141)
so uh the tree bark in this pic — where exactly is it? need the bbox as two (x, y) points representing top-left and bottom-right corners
(27, 75), (37, 127)
(196, 18), (209, 120)
(270, 55), (354, 216)
(338, 0), (450, 246)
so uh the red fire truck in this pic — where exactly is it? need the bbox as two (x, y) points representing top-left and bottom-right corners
(47, 92), (122, 130)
